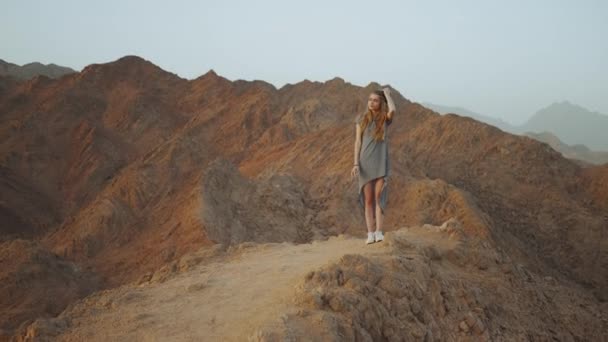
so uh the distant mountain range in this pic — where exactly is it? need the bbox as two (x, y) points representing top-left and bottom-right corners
(523, 131), (608, 165)
(0, 59), (76, 80)
(522, 101), (608, 151)
(424, 101), (608, 163)
(421, 103), (517, 133)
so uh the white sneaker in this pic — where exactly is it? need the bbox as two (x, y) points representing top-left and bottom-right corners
(374, 231), (384, 242)
(366, 232), (375, 244)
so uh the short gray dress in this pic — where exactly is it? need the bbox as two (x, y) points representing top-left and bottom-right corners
(355, 113), (393, 217)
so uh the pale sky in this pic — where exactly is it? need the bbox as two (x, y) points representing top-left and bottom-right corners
(2, 0), (607, 124)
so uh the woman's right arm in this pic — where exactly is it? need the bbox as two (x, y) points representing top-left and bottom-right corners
(351, 123), (362, 179)
(354, 123), (362, 165)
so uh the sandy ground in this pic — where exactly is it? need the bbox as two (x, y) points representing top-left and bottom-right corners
(47, 232), (393, 341)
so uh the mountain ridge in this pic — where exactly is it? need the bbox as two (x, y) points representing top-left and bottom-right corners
(0, 59), (76, 80)
(0, 54), (606, 339)
(425, 101), (608, 160)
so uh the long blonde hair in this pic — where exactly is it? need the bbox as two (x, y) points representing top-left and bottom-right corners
(359, 90), (389, 141)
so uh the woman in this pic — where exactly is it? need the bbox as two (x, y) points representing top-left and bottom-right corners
(351, 87), (396, 244)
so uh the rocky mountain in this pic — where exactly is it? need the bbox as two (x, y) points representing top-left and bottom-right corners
(0, 59), (76, 80)
(1, 55), (606, 340)
(427, 101), (608, 160)
(12, 225), (606, 341)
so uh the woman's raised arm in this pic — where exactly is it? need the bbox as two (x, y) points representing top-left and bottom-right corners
(383, 87), (396, 121)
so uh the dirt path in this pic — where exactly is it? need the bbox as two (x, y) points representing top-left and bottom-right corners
(17, 226), (607, 341)
(52, 233), (396, 341)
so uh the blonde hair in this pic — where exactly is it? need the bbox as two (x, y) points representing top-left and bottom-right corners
(359, 90), (389, 141)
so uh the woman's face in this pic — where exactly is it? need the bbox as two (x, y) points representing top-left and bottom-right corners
(368, 94), (382, 112)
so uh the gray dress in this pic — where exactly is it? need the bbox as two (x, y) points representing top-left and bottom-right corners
(355, 113), (393, 217)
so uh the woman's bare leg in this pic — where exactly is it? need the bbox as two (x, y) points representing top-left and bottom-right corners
(363, 180), (375, 233)
(374, 177), (385, 232)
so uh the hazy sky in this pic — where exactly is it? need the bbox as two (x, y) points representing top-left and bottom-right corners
(2, 0), (607, 124)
